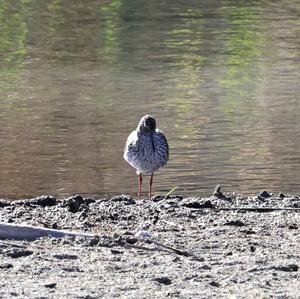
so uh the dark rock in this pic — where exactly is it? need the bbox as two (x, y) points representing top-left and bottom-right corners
(258, 190), (272, 199)
(272, 264), (298, 272)
(213, 185), (231, 201)
(200, 265), (212, 270)
(79, 211), (87, 219)
(51, 222), (59, 229)
(14, 196), (57, 207)
(152, 195), (165, 202)
(52, 253), (78, 260)
(110, 195), (136, 205)
(224, 220), (245, 227)
(110, 212), (119, 220)
(111, 249), (123, 254)
(241, 229), (256, 235)
(64, 195), (84, 213)
(250, 245), (256, 253)
(209, 281), (220, 287)
(6, 249), (33, 258)
(44, 282), (57, 288)
(0, 263), (13, 269)
(288, 224), (298, 230)
(213, 185), (225, 198)
(125, 236), (138, 245)
(0, 200), (11, 207)
(278, 192), (286, 198)
(152, 195), (183, 202)
(152, 214), (159, 224)
(154, 277), (172, 285)
(79, 204), (89, 212)
(181, 198), (214, 209)
(83, 198), (96, 205)
(86, 236), (100, 247)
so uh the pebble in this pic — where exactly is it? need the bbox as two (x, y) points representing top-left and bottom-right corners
(6, 249), (33, 258)
(224, 220), (245, 227)
(154, 277), (172, 285)
(44, 282), (57, 288)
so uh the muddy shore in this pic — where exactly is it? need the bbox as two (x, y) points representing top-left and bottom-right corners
(0, 188), (299, 299)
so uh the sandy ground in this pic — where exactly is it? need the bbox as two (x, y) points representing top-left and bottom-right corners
(0, 188), (299, 299)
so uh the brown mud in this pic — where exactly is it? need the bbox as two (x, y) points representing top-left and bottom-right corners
(0, 187), (299, 298)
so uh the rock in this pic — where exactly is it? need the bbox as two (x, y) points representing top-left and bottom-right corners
(241, 229), (256, 235)
(152, 195), (183, 202)
(44, 282), (57, 288)
(0, 200), (11, 207)
(0, 263), (13, 269)
(110, 195), (136, 205)
(52, 253), (78, 260)
(209, 281), (220, 287)
(125, 236), (139, 244)
(64, 195), (84, 213)
(6, 249), (33, 258)
(224, 220), (245, 227)
(272, 264), (298, 272)
(213, 185), (231, 201)
(110, 249), (123, 254)
(51, 222), (59, 229)
(181, 198), (214, 209)
(154, 276), (172, 285)
(213, 185), (224, 198)
(288, 224), (298, 230)
(258, 190), (272, 199)
(14, 196), (57, 207)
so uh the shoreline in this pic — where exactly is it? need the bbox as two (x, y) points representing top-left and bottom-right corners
(0, 189), (299, 298)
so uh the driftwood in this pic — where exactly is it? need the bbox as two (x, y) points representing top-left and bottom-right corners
(0, 222), (96, 240)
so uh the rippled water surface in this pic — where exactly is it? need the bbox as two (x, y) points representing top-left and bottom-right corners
(0, 0), (299, 199)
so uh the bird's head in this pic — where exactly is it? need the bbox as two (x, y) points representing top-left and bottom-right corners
(137, 115), (156, 133)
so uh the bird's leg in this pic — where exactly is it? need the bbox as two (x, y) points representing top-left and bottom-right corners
(138, 173), (142, 197)
(149, 173), (154, 198)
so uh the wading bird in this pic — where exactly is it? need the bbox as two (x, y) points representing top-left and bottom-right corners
(124, 115), (169, 197)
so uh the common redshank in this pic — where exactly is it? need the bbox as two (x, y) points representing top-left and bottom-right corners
(124, 115), (169, 197)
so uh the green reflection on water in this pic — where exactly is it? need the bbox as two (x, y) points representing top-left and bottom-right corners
(164, 7), (205, 117)
(218, 4), (263, 115)
(0, 0), (28, 89)
(101, 0), (122, 64)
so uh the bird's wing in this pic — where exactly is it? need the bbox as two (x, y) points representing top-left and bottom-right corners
(155, 129), (169, 159)
(124, 130), (138, 152)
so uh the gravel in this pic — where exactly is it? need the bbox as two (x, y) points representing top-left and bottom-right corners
(0, 188), (299, 298)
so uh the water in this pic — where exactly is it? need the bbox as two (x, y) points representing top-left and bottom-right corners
(0, 0), (299, 199)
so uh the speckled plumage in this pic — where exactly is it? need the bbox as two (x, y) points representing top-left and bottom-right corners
(124, 115), (169, 196)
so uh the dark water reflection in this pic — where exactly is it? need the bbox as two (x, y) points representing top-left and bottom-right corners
(0, 0), (299, 199)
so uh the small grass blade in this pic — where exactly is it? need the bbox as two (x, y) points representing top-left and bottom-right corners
(163, 186), (178, 200)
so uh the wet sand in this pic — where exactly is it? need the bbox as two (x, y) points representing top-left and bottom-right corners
(0, 188), (299, 298)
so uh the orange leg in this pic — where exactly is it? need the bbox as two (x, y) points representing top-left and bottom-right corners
(149, 173), (154, 198)
(138, 173), (142, 197)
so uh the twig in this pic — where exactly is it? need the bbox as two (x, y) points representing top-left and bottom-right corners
(146, 239), (204, 261)
(210, 207), (300, 212)
(124, 243), (168, 253)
